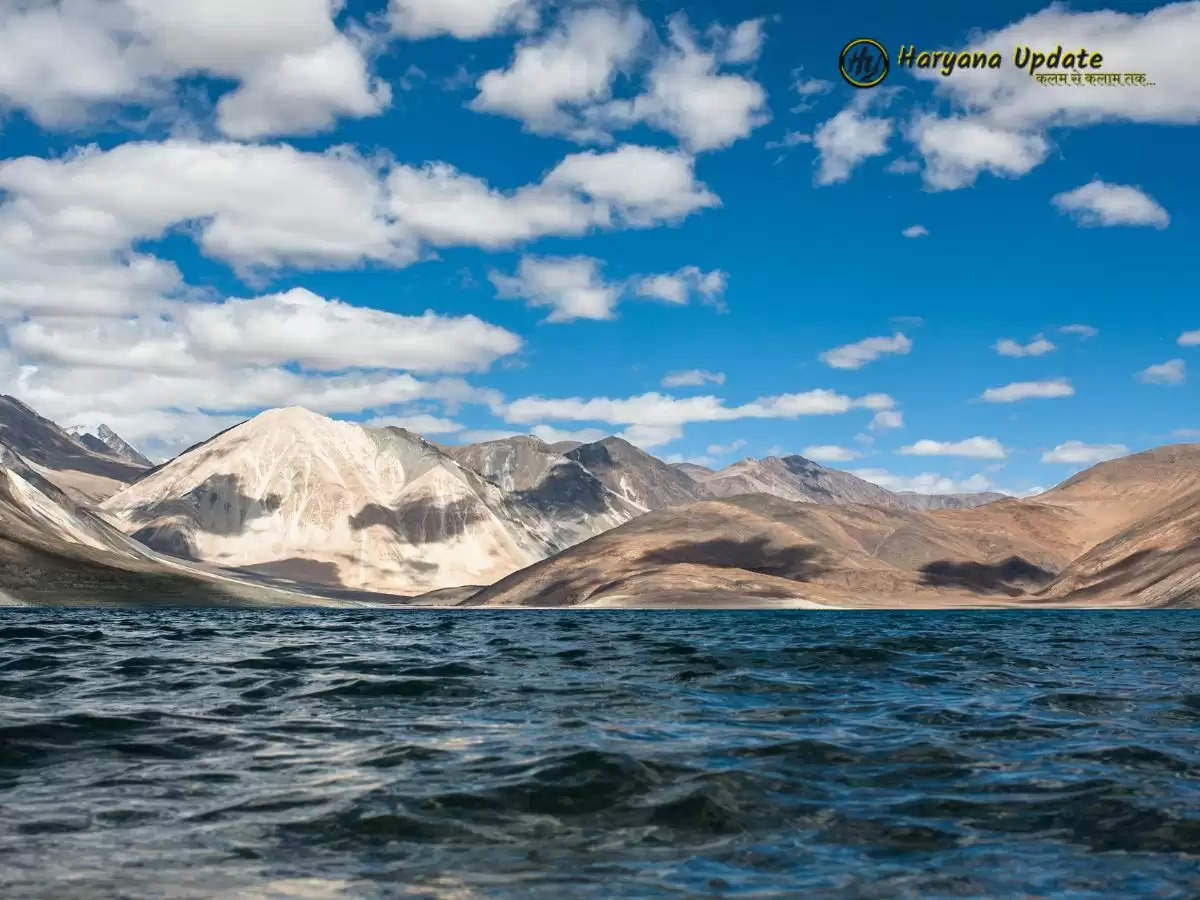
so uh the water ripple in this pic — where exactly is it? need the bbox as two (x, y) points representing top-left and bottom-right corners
(0, 609), (1198, 898)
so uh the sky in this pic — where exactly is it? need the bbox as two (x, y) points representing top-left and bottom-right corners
(0, 0), (1197, 495)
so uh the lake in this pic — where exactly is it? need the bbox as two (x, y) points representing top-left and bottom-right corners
(2, 609), (1198, 897)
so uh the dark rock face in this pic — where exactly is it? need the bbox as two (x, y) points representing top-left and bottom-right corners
(565, 438), (711, 510)
(0, 396), (147, 502)
(68, 424), (153, 467)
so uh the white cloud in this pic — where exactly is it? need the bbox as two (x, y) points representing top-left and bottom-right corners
(389, 0), (537, 39)
(718, 18), (766, 64)
(1052, 181), (1170, 228)
(910, 115), (1049, 191)
(870, 409), (904, 430)
(980, 379), (1074, 402)
(1041, 441), (1129, 464)
(662, 370), (726, 388)
(901, 225), (928, 238)
(886, 158), (920, 174)
(634, 267), (726, 308)
(10, 288), (520, 375)
(1178, 330), (1200, 346)
(0, 0), (389, 138)
(541, 145), (720, 225)
(471, 9), (768, 151)
(0, 140), (718, 316)
(813, 95), (893, 185)
(706, 438), (746, 456)
(765, 130), (812, 150)
(491, 256), (621, 322)
(803, 445), (860, 462)
(907, 3), (1200, 188)
(490, 255), (726, 323)
(529, 424), (607, 445)
(1137, 359), (1186, 385)
(598, 14), (769, 152)
(851, 468), (994, 495)
(365, 414), (465, 434)
(820, 332), (912, 370)
(793, 78), (831, 97)
(618, 423), (684, 449)
(994, 335), (1056, 357)
(471, 7), (646, 140)
(899, 437), (1007, 459)
(504, 389), (895, 427)
(1060, 324), (1098, 338)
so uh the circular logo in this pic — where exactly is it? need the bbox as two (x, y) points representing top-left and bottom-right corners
(839, 38), (889, 88)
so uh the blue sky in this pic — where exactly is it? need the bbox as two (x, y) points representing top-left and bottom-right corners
(0, 0), (1196, 495)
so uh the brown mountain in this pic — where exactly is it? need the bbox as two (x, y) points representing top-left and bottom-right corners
(564, 437), (711, 510)
(0, 443), (339, 607)
(697, 454), (1004, 510)
(463, 445), (1200, 609)
(0, 395), (148, 503)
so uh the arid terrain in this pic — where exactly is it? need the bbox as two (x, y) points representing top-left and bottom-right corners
(1, 395), (1196, 608)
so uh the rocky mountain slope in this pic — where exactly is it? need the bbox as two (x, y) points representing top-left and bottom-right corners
(0, 395), (147, 503)
(564, 437), (711, 510)
(101, 409), (582, 594)
(464, 447), (1200, 609)
(694, 454), (1004, 510)
(444, 435), (644, 544)
(66, 424), (153, 467)
(0, 444), (337, 607)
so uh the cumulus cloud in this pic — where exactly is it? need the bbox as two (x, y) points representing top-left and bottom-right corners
(901, 225), (928, 238)
(0, 0), (389, 138)
(0, 140), (719, 320)
(491, 256), (621, 322)
(813, 94), (893, 184)
(472, 9), (768, 151)
(662, 370), (726, 388)
(851, 468), (993, 495)
(980, 379), (1074, 402)
(1060, 323), (1098, 338)
(1178, 330), (1200, 346)
(490, 255), (726, 322)
(595, 13), (769, 152)
(471, 6), (646, 140)
(910, 115), (1049, 191)
(365, 414), (465, 434)
(1137, 359), (1186, 385)
(819, 333), (912, 370)
(529, 424), (607, 445)
(906, 3), (1200, 188)
(1052, 181), (1170, 228)
(870, 410), (904, 430)
(899, 437), (1007, 459)
(389, 0), (538, 39)
(504, 389), (895, 429)
(634, 268), (726, 308)
(803, 445), (861, 462)
(1041, 441), (1129, 464)
(707, 438), (747, 456)
(994, 335), (1056, 357)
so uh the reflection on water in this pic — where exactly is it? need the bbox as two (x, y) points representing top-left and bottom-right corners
(1, 609), (1198, 897)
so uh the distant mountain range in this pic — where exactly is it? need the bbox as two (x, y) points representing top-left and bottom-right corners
(0, 394), (1195, 608)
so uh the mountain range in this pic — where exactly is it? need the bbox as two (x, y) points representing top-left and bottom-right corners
(0, 394), (1195, 608)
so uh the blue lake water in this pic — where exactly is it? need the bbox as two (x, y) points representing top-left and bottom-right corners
(1, 609), (1198, 898)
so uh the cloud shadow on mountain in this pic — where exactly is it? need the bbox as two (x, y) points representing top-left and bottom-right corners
(349, 497), (486, 545)
(919, 556), (1056, 596)
(638, 537), (827, 582)
(124, 474), (284, 556)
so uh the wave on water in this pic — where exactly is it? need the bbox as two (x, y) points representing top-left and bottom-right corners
(1, 609), (1198, 898)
